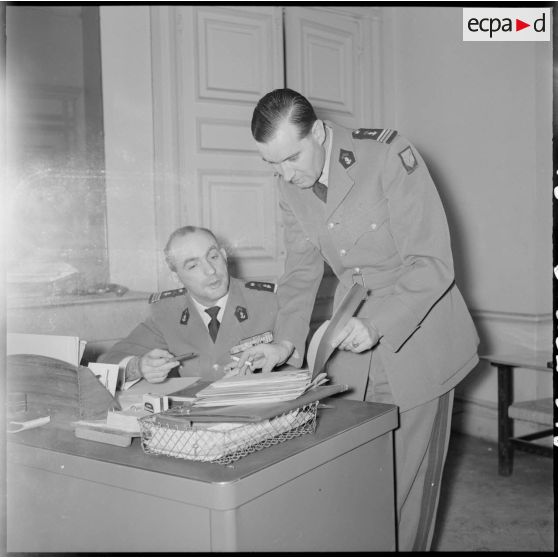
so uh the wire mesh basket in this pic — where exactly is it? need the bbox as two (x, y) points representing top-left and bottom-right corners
(138, 401), (318, 466)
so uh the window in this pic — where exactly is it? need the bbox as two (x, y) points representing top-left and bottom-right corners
(6, 6), (108, 299)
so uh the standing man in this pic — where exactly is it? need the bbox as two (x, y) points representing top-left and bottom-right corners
(100, 226), (279, 384)
(241, 88), (479, 551)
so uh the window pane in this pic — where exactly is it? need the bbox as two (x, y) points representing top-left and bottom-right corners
(6, 5), (108, 298)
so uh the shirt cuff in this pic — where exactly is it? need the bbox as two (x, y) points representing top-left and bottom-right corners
(118, 356), (142, 391)
(286, 348), (303, 368)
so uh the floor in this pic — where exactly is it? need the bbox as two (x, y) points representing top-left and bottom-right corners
(431, 432), (554, 552)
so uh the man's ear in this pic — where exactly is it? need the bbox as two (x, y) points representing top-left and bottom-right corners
(220, 247), (228, 261)
(312, 119), (326, 146)
(170, 271), (182, 286)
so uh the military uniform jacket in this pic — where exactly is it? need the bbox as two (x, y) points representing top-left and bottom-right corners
(275, 120), (479, 411)
(101, 278), (278, 380)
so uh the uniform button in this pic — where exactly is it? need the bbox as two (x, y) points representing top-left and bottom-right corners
(370, 223), (377, 230)
(340, 249), (347, 256)
(328, 222), (335, 229)
(354, 267), (360, 273)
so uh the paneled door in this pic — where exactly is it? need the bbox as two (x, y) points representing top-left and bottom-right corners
(151, 6), (380, 289)
(284, 6), (380, 127)
(151, 5), (284, 285)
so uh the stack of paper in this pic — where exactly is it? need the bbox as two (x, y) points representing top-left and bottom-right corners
(191, 284), (367, 409)
(193, 370), (327, 407)
(7, 332), (87, 367)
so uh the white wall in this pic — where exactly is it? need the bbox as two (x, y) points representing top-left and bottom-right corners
(383, 7), (552, 439)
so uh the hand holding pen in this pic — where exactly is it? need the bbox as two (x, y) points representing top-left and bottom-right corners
(136, 348), (198, 383)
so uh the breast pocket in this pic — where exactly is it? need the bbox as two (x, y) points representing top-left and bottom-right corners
(343, 198), (396, 262)
(284, 218), (319, 252)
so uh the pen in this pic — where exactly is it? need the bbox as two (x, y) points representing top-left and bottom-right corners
(168, 352), (198, 363)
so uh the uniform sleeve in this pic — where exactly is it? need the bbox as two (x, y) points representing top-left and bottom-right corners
(98, 315), (169, 363)
(275, 189), (324, 367)
(369, 136), (455, 352)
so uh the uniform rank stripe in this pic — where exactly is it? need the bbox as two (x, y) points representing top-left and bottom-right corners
(378, 128), (394, 143)
(377, 128), (390, 142)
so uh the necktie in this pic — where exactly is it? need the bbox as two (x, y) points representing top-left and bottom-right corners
(205, 306), (220, 342)
(312, 181), (327, 203)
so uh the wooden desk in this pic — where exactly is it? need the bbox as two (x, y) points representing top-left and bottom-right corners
(7, 399), (397, 553)
(481, 352), (553, 476)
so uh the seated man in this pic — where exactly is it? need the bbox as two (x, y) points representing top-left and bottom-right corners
(100, 226), (280, 385)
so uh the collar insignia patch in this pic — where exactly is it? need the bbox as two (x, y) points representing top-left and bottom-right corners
(235, 305), (248, 322)
(398, 146), (419, 174)
(339, 149), (356, 169)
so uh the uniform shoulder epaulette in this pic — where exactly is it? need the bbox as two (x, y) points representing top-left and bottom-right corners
(352, 128), (398, 144)
(245, 280), (276, 293)
(149, 287), (186, 304)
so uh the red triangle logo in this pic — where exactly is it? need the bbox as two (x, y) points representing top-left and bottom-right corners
(516, 19), (530, 31)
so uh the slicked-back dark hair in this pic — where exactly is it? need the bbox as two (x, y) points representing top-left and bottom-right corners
(251, 88), (317, 143)
(164, 226), (219, 272)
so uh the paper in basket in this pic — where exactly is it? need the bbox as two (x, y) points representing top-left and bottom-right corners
(138, 402), (319, 465)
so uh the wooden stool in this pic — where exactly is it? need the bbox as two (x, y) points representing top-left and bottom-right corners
(482, 352), (553, 476)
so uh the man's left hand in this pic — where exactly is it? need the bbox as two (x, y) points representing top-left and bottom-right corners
(237, 340), (294, 374)
(332, 318), (380, 353)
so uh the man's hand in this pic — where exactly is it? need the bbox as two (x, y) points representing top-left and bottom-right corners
(135, 348), (180, 383)
(332, 318), (380, 353)
(236, 340), (294, 374)
(223, 356), (255, 377)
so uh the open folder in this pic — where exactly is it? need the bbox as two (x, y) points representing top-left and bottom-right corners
(306, 282), (367, 381)
(191, 283), (367, 409)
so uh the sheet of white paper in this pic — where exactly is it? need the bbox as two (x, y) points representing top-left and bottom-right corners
(125, 376), (201, 395)
(106, 409), (149, 433)
(7, 332), (84, 367)
(87, 362), (119, 396)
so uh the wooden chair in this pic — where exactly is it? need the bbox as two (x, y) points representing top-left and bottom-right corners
(481, 352), (553, 476)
